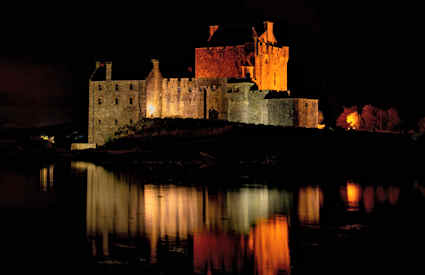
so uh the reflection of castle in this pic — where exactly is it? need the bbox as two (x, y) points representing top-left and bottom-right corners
(89, 21), (319, 145)
(76, 161), (291, 273)
(39, 164), (54, 192)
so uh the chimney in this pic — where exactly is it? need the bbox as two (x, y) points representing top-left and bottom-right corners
(264, 21), (274, 40)
(152, 59), (159, 70)
(105, 61), (112, 81)
(208, 25), (219, 42)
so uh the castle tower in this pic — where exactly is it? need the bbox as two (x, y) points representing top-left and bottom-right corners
(195, 21), (289, 92)
(253, 21), (289, 92)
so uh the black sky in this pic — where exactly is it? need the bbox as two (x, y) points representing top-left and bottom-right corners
(1, 1), (423, 129)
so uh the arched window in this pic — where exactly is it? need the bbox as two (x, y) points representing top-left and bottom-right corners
(129, 84), (133, 90)
(129, 98), (133, 105)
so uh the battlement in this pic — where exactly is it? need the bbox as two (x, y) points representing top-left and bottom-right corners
(162, 78), (197, 88)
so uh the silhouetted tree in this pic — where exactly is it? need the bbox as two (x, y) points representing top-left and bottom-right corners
(386, 108), (401, 131)
(360, 105), (378, 131)
(418, 117), (425, 133)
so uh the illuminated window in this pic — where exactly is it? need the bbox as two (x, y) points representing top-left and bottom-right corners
(130, 84), (133, 90)
(115, 84), (119, 91)
(129, 98), (133, 105)
(98, 98), (102, 104)
(115, 98), (119, 105)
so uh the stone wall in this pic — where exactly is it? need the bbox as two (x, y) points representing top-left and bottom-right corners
(195, 45), (254, 79)
(295, 98), (319, 128)
(266, 98), (296, 127)
(88, 79), (144, 145)
(254, 42), (289, 91)
(161, 78), (203, 118)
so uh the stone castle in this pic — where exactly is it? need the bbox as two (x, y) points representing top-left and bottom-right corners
(88, 21), (318, 145)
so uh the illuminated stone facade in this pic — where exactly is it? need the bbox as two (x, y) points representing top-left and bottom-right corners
(88, 21), (318, 145)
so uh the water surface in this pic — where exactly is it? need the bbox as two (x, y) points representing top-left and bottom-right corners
(2, 161), (424, 274)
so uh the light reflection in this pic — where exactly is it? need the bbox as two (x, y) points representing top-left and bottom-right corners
(341, 181), (362, 211)
(363, 186), (375, 213)
(40, 164), (54, 191)
(248, 216), (290, 275)
(194, 216), (290, 275)
(341, 181), (401, 213)
(388, 186), (400, 205)
(75, 161), (292, 270)
(376, 186), (387, 203)
(194, 231), (246, 274)
(298, 186), (323, 225)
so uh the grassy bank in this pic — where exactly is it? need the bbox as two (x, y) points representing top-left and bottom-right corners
(74, 118), (424, 176)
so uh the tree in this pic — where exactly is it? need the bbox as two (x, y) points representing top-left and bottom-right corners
(336, 106), (359, 129)
(418, 117), (425, 133)
(386, 108), (401, 131)
(360, 105), (378, 131)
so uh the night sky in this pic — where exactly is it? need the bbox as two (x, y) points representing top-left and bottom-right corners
(1, 1), (423, 130)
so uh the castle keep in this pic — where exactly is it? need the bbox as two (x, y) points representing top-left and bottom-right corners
(89, 21), (318, 145)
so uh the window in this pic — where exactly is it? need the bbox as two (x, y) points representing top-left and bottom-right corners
(129, 98), (133, 105)
(114, 119), (118, 125)
(98, 98), (102, 104)
(188, 88), (192, 93)
(98, 120), (101, 124)
(177, 87), (181, 93)
(129, 84), (133, 90)
(98, 85), (102, 90)
(130, 119), (133, 124)
(305, 103), (308, 108)
(115, 98), (119, 105)
(115, 84), (119, 91)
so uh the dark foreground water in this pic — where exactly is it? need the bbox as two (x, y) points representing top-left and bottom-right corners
(1, 161), (425, 274)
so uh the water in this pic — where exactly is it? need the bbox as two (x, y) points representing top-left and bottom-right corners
(1, 161), (425, 274)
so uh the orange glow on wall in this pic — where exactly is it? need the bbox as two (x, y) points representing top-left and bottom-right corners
(147, 104), (156, 117)
(248, 216), (290, 275)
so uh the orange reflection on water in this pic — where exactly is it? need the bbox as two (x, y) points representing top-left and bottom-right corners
(298, 186), (323, 225)
(363, 186), (375, 213)
(248, 216), (290, 275)
(341, 181), (362, 211)
(376, 185), (386, 203)
(194, 232), (245, 274)
(388, 186), (400, 205)
(39, 164), (54, 192)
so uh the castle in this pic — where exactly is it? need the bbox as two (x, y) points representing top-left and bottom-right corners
(88, 21), (318, 145)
